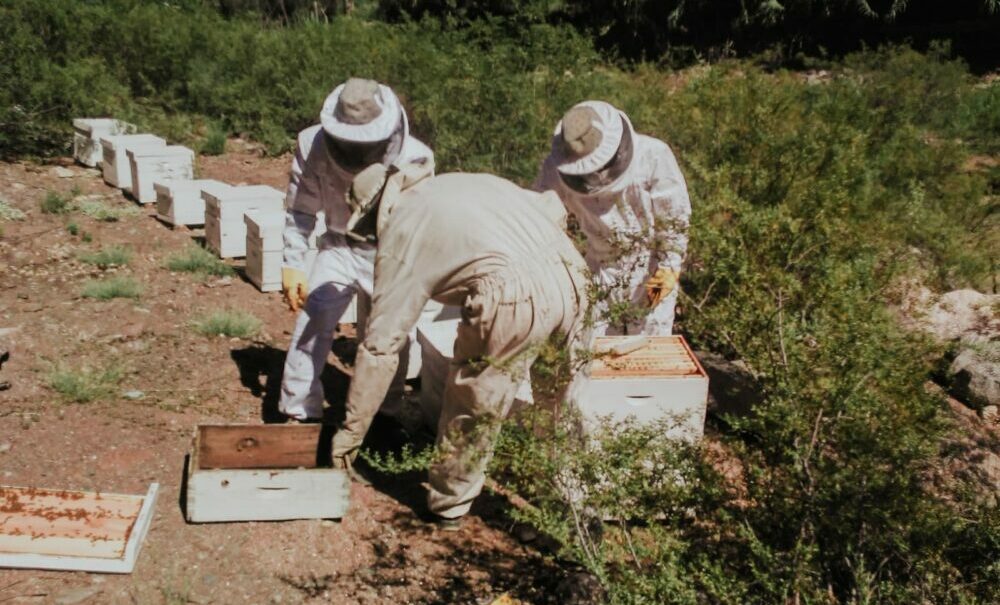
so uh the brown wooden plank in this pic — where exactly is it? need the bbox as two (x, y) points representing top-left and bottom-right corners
(0, 534), (127, 560)
(0, 487), (144, 560)
(197, 424), (323, 470)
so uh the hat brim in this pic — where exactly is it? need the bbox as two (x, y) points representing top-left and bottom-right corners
(553, 102), (628, 176)
(321, 83), (403, 143)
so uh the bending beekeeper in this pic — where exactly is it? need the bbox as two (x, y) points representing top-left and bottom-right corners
(330, 168), (589, 529)
(279, 78), (434, 422)
(535, 100), (691, 336)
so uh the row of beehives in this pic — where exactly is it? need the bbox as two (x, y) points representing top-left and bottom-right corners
(73, 119), (339, 305)
(73, 118), (708, 444)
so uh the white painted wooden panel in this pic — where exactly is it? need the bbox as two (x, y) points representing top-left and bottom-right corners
(0, 483), (159, 574)
(186, 464), (349, 523)
(128, 146), (195, 204)
(73, 119), (133, 167)
(100, 134), (165, 189)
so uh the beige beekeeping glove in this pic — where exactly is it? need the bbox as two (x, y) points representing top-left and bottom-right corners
(282, 267), (308, 312)
(645, 267), (679, 308)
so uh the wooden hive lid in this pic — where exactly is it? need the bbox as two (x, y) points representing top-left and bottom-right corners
(590, 335), (704, 379)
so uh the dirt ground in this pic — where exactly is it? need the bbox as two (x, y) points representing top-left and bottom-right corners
(0, 147), (567, 605)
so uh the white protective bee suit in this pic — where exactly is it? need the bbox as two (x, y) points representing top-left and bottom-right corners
(279, 81), (434, 421)
(535, 101), (691, 336)
(330, 172), (589, 520)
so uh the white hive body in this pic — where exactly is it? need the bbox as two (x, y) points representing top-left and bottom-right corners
(155, 179), (231, 227)
(203, 185), (285, 258)
(575, 335), (708, 442)
(244, 210), (286, 292)
(128, 145), (195, 204)
(73, 119), (134, 167)
(416, 317), (461, 430)
(411, 301), (461, 379)
(100, 134), (166, 190)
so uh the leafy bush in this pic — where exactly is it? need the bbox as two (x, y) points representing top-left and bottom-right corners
(192, 309), (262, 338)
(79, 244), (132, 268)
(39, 191), (70, 214)
(81, 275), (143, 300)
(48, 364), (124, 403)
(165, 245), (235, 277)
(199, 123), (228, 155)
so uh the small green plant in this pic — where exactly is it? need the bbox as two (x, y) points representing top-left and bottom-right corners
(0, 199), (26, 221)
(81, 275), (143, 300)
(82, 232), (93, 243)
(79, 244), (132, 268)
(48, 364), (123, 403)
(76, 198), (140, 222)
(40, 191), (70, 214)
(199, 124), (227, 155)
(193, 309), (262, 338)
(66, 222), (79, 235)
(165, 245), (234, 277)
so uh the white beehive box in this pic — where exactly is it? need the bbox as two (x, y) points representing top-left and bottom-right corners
(416, 317), (461, 430)
(73, 119), (134, 167)
(204, 185), (285, 258)
(155, 179), (231, 227)
(244, 210), (286, 292)
(576, 336), (708, 442)
(128, 145), (195, 204)
(186, 425), (349, 523)
(101, 134), (165, 189)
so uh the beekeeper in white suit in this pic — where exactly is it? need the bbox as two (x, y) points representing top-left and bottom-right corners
(535, 100), (690, 336)
(330, 167), (589, 529)
(279, 78), (434, 421)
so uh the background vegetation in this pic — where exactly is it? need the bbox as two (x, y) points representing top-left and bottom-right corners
(2, 0), (998, 602)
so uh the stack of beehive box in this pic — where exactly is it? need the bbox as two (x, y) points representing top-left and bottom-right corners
(128, 145), (196, 204)
(243, 211), (330, 294)
(244, 210), (286, 292)
(204, 185), (285, 258)
(575, 336), (708, 442)
(155, 180), (232, 228)
(100, 134), (166, 191)
(73, 119), (134, 167)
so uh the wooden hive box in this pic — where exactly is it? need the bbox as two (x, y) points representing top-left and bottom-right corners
(155, 179), (231, 227)
(73, 119), (134, 167)
(203, 186), (285, 258)
(577, 335), (708, 442)
(128, 145), (195, 204)
(0, 483), (158, 573)
(186, 424), (349, 523)
(244, 210), (286, 292)
(100, 134), (165, 190)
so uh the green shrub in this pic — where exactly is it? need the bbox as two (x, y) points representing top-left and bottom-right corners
(198, 123), (227, 155)
(79, 244), (132, 268)
(48, 364), (123, 403)
(165, 245), (235, 277)
(66, 222), (79, 235)
(81, 275), (143, 300)
(192, 309), (262, 339)
(39, 191), (70, 214)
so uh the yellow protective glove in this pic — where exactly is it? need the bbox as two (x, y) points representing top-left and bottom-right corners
(645, 268), (679, 308)
(281, 267), (308, 312)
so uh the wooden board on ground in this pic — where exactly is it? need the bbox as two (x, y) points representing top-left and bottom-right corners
(0, 483), (159, 573)
(186, 424), (349, 523)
